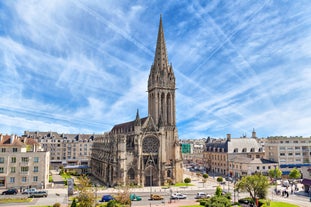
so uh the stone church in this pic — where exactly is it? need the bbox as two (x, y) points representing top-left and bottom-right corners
(90, 16), (183, 187)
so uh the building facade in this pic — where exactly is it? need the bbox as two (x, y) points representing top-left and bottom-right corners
(91, 16), (183, 187)
(0, 134), (49, 190)
(23, 131), (94, 172)
(204, 131), (275, 178)
(264, 136), (311, 174)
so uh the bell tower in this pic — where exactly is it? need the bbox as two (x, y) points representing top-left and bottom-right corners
(146, 16), (183, 185)
(148, 15), (176, 127)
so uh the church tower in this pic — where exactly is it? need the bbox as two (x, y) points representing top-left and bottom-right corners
(147, 16), (183, 185)
(148, 16), (176, 127)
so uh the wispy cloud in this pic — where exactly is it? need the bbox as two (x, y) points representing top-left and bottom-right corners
(1, 0), (311, 138)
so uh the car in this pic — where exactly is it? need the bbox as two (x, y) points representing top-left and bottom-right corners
(171, 193), (187, 199)
(130, 193), (142, 201)
(22, 188), (37, 194)
(1, 188), (18, 195)
(150, 194), (163, 200)
(28, 190), (48, 198)
(195, 192), (210, 199)
(100, 194), (114, 202)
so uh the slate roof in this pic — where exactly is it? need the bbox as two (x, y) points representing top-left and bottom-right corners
(111, 117), (148, 134)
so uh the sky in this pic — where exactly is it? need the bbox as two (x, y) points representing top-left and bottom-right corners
(1, 0), (311, 139)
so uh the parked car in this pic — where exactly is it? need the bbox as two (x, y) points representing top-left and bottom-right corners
(22, 188), (37, 194)
(28, 191), (48, 198)
(100, 194), (114, 202)
(150, 194), (163, 200)
(171, 193), (187, 199)
(130, 193), (142, 201)
(1, 188), (18, 195)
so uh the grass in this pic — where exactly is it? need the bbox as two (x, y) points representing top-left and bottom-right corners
(0, 197), (32, 204)
(262, 201), (299, 207)
(174, 182), (194, 187)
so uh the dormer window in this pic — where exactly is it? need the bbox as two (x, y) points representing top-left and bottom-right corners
(234, 148), (238, 153)
(242, 148), (247, 152)
(250, 148), (255, 152)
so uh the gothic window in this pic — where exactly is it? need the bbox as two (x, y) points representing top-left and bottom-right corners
(126, 136), (134, 150)
(128, 168), (135, 180)
(143, 137), (159, 153)
(167, 170), (171, 177)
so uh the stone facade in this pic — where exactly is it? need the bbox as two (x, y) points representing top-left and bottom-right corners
(91, 16), (183, 187)
(203, 131), (273, 178)
(23, 131), (94, 171)
(0, 134), (49, 190)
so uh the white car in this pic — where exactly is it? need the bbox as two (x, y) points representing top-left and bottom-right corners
(195, 192), (211, 199)
(171, 193), (187, 199)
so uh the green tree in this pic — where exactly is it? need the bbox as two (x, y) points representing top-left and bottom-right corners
(215, 186), (222, 196)
(70, 198), (77, 207)
(75, 175), (96, 207)
(203, 173), (209, 179)
(205, 196), (231, 207)
(289, 168), (301, 180)
(268, 167), (282, 180)
(235, 174), (270, 206)
(202, 173), (209, 187)
(216, 176), (223, 184)
(184, 177), (191, 185)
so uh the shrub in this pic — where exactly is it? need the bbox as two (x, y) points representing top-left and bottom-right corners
(53, 203), (61, 207)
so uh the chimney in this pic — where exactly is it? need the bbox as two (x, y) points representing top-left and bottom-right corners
(252, 128), (257, 138)
(10, 134), (15, 144)
(226, 134), (231, 142)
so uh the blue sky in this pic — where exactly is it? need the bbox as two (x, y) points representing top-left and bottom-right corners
(1, 0), (311, 139)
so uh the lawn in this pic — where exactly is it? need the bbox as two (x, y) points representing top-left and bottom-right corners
(0, 197), (32, 204)
(262, 201), (299, 207)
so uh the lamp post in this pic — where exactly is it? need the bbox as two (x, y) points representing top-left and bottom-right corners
(274, 165), (277, 192)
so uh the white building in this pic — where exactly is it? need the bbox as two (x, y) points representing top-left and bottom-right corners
(0, 134), (50, 190)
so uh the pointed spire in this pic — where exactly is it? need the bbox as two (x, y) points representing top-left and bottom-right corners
(134, 109), (141, 126)
(153, 15), (169, 71)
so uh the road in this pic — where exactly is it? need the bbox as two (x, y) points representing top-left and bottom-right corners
(0, 171), (310, 207)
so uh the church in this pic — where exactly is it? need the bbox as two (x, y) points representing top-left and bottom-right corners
(90, 16), (183, 187)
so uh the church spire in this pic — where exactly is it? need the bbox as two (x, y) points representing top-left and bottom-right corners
(153, 15), (169, 72)
(148, 15), (176, 127)
(134, 109), (141, 126)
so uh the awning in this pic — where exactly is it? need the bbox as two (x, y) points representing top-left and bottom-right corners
(301, 178), (311, 186)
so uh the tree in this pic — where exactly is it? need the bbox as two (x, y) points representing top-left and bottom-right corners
(184, 177), (191, 187)
(206, 186), (231, 207)
(205, 196), (231, 207)
(75, 175), (96, 207)
(216, 176), (223, 184)
(215, 186), (222, 196)
(235, 174), (270, 206)
(114, 185), (131, 206)
(70, 198), (77, 207)
(203, 173), (209, 179)
(289, 168), (301, 180)
(202, 173), (209, 187)
(268, 167), (282, 180)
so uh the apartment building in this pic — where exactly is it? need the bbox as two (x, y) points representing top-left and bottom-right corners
(0, 134), (49, 190)
(264, 136), (311, 174)
(23, 131), (94, 172)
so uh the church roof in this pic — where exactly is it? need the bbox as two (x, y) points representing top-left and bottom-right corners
(111, 117), (148, 134)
